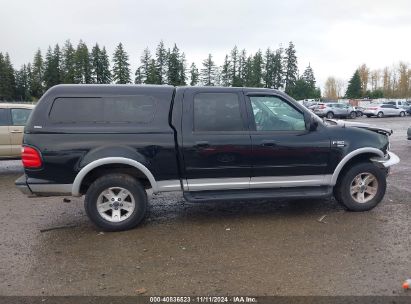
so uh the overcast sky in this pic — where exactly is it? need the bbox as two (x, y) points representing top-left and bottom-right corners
(1, 0), (411, 89)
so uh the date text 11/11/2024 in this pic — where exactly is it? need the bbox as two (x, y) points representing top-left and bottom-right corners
(149, 296), (258, 303)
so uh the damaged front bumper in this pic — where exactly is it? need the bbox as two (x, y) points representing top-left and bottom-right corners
(371, 151), (400, 168)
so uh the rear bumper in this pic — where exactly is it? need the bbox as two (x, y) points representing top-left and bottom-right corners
(363, 110), (378, 116)
(15, 175), (72, 197)
(15, 175), (33, 195)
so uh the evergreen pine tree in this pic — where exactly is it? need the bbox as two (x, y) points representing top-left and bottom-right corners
(155, 41), (167, 84)
(238, 49), (247, 87)
(62, 40), (76, 83)
(134, 67), (143, 84)
(15, 64), (32, 101)
(43, 46), (54, 88)
(231, 46), (242, 86)
(139, 48), (152, 84)
(145, 59), (158, 84)
(167, 44), (182, 86)
(220, 55), (231, 87)
(0, 53), (16, 100)
(30, 49), (44, 99)
(284, 42), (298, 93)
(243, 56), (253, 87)
(91, 43), (112, 84)
(272, 47), (283, 89)
(179, 52), (187, 85)
(263, 48), (274, 88)
(112, 42), (131, 84)
(345, 70), (362, 98)
(0, 53), (6, 100)
(301, 64), (315, 88)
(99, 47), (111, 84)
(200, 54), (217, 86)
(44, 44), (62, 89)
(74, 40), (92, 84)
(251, 50), (263, 87)
(189, 63), (199, 86)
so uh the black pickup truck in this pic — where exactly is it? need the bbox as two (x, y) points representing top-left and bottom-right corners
(16, 85), (399, 231)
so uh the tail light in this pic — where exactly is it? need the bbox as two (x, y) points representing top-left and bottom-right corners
(319, 104), (326, 109)
(21, 146), (42, 168)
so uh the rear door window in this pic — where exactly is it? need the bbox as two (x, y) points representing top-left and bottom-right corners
(11, 108), (32, 126)
(49, 96), (156, 124)
(193, 93), (244, 131)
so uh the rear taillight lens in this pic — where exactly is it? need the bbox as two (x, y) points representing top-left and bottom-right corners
(21, 146), (42, 168)
(319, 105), (326, 109)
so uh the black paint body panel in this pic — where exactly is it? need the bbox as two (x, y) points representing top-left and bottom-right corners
(22, 85), (389, 189)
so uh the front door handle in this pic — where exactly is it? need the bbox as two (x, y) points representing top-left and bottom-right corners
(261, 140), (277, 147)
(194, 141), (210, 148)
(10, 130), (23, 133)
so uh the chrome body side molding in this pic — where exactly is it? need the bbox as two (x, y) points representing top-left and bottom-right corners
(250, 175), (332, 189)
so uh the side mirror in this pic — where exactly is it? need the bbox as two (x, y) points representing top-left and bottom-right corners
(310, 118), (319, 131)
(305, 114), (318, 131)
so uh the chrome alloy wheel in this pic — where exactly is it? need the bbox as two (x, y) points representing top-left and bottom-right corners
(350, 173), (378, 204)
(97, 187), (135, 222)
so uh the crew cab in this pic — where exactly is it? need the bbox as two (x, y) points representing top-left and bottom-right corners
(16, 85), (399, 231)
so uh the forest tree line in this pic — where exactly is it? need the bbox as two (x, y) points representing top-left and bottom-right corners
(0, 40), (321, 101)
(324, 63), (411, 100)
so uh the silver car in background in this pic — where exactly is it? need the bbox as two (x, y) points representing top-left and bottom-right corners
(363, 104), (406, 118)
(313, 103), (356, 119)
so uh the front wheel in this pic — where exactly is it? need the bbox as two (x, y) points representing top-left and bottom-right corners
(349, 111), (356, 119)
(85, 174), (148, 231)
(334, 162), (386, 211)
(377, 111), (384, 118)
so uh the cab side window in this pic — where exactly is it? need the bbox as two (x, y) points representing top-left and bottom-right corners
(193, 93), (244, 131)
(249, 96), (305, 131)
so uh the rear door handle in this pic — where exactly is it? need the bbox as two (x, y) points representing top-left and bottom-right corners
(194, 141), (210, 148)
(261, 140), (277, 147)
(10, 130), (23, 133)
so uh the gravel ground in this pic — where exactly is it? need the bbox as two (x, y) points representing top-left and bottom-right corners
(0, 117), (410, 296)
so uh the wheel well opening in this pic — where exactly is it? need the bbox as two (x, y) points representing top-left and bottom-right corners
(79, 164), (152, 195)
(334, 153), (379, 186)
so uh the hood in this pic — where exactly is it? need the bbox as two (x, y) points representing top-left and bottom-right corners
(324, 119), (393, 136)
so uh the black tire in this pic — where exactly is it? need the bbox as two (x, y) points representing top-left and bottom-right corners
(356, 111), (363, 117)
(366, 115), (371, 118)
(334, 162), (386, 211)
(84, 173), (147, 231)
(349, 111), (356, 119)
(326, 111), (334, 119)
(377, 111), (384, 118)
(400, 111), (405, 117)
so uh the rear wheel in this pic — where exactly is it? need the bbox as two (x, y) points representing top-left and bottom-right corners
(400, 111), (406, 117)
(377, 111), (384, 118)
(326, 111), (334, 119)
(85, 174), (148, 231)
(349, 111), (356, 119)
(356, 111), (363, 117)
(334, 163), (386, 211)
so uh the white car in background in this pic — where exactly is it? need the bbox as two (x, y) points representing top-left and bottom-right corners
(363, 104), (406, 118)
